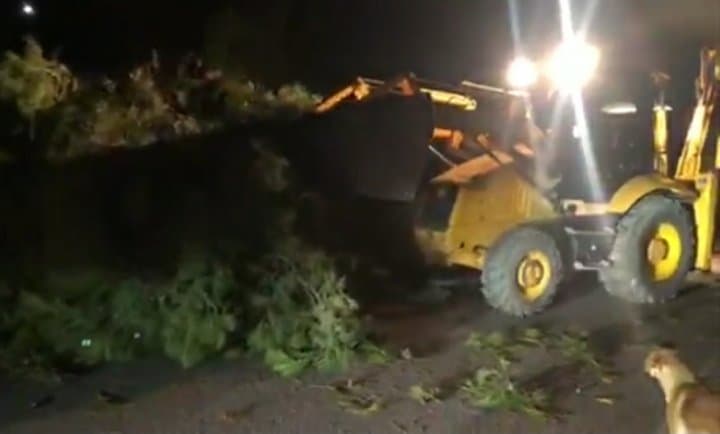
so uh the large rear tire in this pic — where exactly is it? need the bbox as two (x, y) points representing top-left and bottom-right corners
(481, 227), (564, 317)
(599, 195), (694, 303)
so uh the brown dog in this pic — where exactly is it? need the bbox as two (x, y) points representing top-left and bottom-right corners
(645, 348), (720, 434)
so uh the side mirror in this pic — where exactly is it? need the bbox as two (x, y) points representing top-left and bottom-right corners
(602, 102), (637, 115)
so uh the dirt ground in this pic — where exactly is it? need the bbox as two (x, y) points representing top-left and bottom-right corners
(2, 272), (720, 434)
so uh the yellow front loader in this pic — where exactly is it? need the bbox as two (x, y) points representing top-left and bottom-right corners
(297, 47), (719, 317)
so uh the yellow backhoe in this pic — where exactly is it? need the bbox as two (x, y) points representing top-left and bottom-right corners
(297, 47), (719, 317)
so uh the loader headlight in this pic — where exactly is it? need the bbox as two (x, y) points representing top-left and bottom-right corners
(545, 39), (600, 92)
(506, 57), (539, 89)
(20, 2), (35, 16)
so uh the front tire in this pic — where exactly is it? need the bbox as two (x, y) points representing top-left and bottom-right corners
(481, 227), (564, 317)
(599, 195), (694, 303)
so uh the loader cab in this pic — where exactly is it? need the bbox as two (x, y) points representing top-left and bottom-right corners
(536, 86), (656, 204)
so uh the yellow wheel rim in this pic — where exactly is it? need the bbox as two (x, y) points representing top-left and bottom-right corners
(516, 250), (552, 301)
(646, 222), (682, 281)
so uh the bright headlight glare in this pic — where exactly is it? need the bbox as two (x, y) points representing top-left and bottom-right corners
(506, 57), (539, 89)
(546, 39), (600, 91)
(21, 2), (35, 16)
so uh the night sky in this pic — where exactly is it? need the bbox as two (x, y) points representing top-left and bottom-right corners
(1, 0), (718, 93)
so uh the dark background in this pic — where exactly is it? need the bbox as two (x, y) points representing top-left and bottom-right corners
(1, 0), (718, 90)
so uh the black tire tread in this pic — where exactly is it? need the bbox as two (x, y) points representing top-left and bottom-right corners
(598, 195), (694, 304)
(481, 226), (564, 317)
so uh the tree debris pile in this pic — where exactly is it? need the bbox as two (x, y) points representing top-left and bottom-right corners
(0, 37), (319, 161)
(246, 233), (388, 377)
(0, 262), (238, 377)
(0, 39), (377, 379)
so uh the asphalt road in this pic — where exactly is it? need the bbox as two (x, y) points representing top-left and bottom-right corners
(2, 273), (719, 434)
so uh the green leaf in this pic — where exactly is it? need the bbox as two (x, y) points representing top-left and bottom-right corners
(264, 348), (309, 377)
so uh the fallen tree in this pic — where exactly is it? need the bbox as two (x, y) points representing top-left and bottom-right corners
(0, 38), (385, 379)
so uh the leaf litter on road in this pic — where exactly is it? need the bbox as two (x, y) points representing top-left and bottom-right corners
(594, 396), (616, 405)
(465, 331), (521, 364)
(325, 378), (384, 416)
(460, 359), (551, 420)
(516, 327), (548, 347)
(408, 384), (440, 405)
(460, 326), (621, 418)
(551, 329), (619, 385)
(497, 326), (617, 384)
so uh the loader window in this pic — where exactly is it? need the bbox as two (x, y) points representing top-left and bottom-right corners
(553, 102), (655, 202)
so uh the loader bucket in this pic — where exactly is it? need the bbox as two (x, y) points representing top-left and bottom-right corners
(290, 92), (435, 202)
